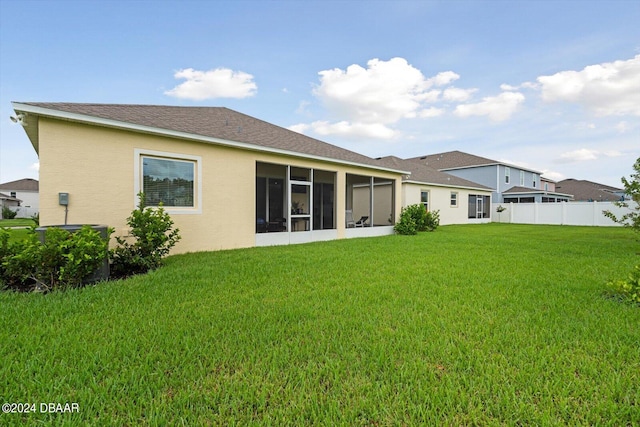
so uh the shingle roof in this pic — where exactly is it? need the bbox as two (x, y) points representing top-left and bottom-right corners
(407, 150), (542, 174)
(0, 178), (39, 191)
(376, 156), (492, 190)
(407, 150), (499, 169)
(555, 179), (623, 202)
(502, 186), (573, 198)
(14, 102), (403, 172)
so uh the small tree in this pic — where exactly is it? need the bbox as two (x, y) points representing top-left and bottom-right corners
(603, 156), (640, 234)
(603, 157), (640, 306)
(110, 193), (181, 278)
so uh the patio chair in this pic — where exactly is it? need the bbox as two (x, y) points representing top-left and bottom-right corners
(345, 210), (356, 228)
(355, 216), (369, 227)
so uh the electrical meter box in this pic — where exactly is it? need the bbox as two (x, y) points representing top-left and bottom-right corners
(58, 192), (69, 206)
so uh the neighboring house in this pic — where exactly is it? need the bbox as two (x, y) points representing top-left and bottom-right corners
(555, 179), (625, 202)
(0, 192), (22, 218)
(12, 102), (412, 253)
(540, 176), (557, 192)
(408, 150), (572, 203)
(376, 156), (494, 224)
(0, 178), (39, 218)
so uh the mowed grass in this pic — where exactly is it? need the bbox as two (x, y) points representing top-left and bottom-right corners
(1, 224), (639, 426)
(0, 218), (36, 228)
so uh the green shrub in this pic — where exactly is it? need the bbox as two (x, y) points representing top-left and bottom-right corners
(1, 226), (110, 292)
(394, 205), (440, 235)
(110, 193), (181, 278)
(2, 206), (17, 219)
(607, 264), (640, 305)
(425, 209), (440, 232)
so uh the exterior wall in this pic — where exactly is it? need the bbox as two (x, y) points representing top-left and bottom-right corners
(449, 164), (542, 203)
(541, 179), (556, 192)
(402, 183), (492, 225)
(38, 118), (402, 253)
(445, 165), (497, 191)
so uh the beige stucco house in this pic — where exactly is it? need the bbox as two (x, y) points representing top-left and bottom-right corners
(377, 156), (493, 224)
(12, 102), (411, 253)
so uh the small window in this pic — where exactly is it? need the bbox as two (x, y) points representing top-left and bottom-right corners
(450, 192), (458, 207)
(520, 171), (525, 186)
(533, 177), (537, 188)
(10, 192), (16, 198)
(420, 190), (429, 211)
(505, 167), (510, 184)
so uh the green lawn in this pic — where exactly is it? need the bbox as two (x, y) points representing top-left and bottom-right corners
(0, 218), (36, 228)
(1, 224), (639, 425)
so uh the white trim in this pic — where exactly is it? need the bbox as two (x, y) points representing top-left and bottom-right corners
(133, 148), (203, 214)
(13, 102), (409, 176)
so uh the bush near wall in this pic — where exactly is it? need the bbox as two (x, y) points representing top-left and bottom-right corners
(394, 204), (440, 235)
(0, 226), (110, 292)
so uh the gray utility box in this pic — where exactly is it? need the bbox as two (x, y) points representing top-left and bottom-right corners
(35, 225), (110, 283)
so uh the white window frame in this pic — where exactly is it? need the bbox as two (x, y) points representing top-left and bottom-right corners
(505, 167), (510, 184)
(450, 191), (458, 207)
(420, 190), (430, 211)
(520, 170), (525, 186)
(134, 149), (202, 214)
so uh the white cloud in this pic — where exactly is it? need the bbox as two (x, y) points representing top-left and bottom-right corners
(419, 107), (445, 118)
(537, 55), (640, 116)
(557, 148), (623, 163)
(314, 57), (432, 124)
(165, 67), (257, 100)
(616, 121), (632, 133)
(541, 170), (565, 182)
(427, 71), (460, 87)
(30, 162), (40, 172)
(300, 57), (480, 139)
(443, 87), (477, 102)
(309, 120), (398, 139)
(454, 91), (525, 122)
(288, 123), (310, 134)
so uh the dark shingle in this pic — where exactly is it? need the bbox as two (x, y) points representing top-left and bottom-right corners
(0, 178), (39, 191)
(376, 156), (492, 190)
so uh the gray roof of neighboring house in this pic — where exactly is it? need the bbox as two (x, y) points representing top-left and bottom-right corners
(502, 186), (572, 198)
(13, 102), (406, 173)
(376, 156), (492, 190)
(0, 178), (39, 192)
(555, 179), (624, 202)
(408, 150), (543, 174)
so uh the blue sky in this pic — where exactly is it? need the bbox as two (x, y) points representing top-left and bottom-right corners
(1, 0), (638, 187)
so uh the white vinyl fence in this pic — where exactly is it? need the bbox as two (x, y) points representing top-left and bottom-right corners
(492, 201), (636, 227)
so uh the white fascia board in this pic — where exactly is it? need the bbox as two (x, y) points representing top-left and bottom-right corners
(403, 180), (493, 192)
(12, 102), (409, 176)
